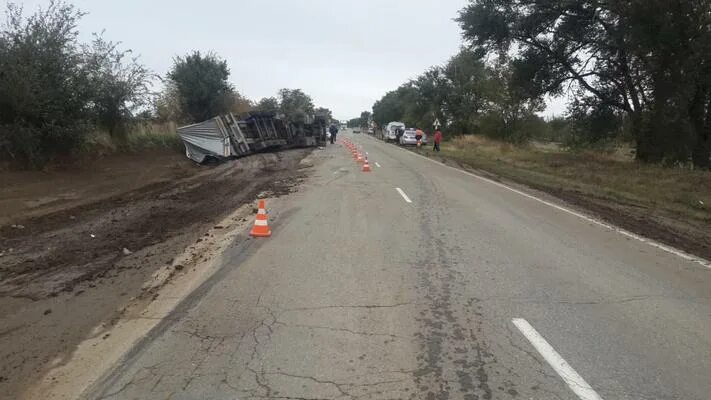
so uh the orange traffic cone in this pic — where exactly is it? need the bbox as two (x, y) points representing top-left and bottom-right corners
(250, 199), (272, 237)
(356, 152), (364, 163)
(362, 155), (371, 172)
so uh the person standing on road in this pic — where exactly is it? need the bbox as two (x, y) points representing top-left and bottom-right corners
(415, 128), (424, 149)
(328, 124), (338, 144)
(433, 129), (442, 152)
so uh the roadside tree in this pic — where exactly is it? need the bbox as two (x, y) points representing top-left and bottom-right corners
(254, 97), (279, 113)
(231, 92), (253, 115)
(360, 111), (372, 127)
(84, 34), (152, 138)
(278, 89), (315, 122)
(168, 51), (234, 123)
(457, 0), (711, 167)
(0, 1), (90, 167)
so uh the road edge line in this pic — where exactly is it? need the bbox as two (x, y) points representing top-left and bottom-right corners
(365, 135), (711, 269)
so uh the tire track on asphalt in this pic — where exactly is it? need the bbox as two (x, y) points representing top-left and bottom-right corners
(411, 171), (499, 400)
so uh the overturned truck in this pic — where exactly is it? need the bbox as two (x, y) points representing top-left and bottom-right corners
(177, 111), (328, 163)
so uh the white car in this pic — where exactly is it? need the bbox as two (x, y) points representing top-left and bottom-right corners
(399, 129), (427, 145)
(384, 122), (405, 141)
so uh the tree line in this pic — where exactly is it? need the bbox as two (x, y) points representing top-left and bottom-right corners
(0, 1), (331, 168)
(155, 57), (331, 126)
(373, 49), (549, 144)
(373, 1), (711, 168)
(347, 111), (372, 128)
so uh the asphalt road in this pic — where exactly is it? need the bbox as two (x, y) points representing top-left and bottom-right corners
(89, 132), (711, 400)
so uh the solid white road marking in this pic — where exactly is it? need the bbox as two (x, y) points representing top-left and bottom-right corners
(396, 188), (412, 203)
(364, 135), (711, 269)
(512, 318), (604, 400)
(375, 162), (381, 168)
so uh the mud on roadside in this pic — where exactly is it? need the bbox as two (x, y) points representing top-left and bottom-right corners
(0, 148), (312, 399)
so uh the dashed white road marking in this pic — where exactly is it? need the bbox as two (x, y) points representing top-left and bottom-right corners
(365, 135), (711, 269)
(512, 318), (604, 400)
(375, 162), (381, 168)
(395, 188), (412, 203)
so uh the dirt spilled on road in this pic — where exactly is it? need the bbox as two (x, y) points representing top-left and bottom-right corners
(0, 148), (312, 399)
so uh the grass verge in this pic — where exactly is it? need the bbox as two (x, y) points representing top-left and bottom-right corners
(430, 135), (710, 221)
(82, 122), (184, 157)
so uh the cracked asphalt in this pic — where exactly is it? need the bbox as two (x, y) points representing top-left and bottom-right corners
(88, 133), (711, 400)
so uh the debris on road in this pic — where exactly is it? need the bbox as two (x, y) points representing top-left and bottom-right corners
(0, 149), (313, 399)
(298, 156), (315, 169)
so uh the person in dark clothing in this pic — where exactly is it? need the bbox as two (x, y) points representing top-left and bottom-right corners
(328, 124), (338, 144)
(395, 127), (404, 144)
(433, 130), (442, 152)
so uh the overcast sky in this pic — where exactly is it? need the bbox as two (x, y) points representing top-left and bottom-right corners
(13, 0), (565, 120)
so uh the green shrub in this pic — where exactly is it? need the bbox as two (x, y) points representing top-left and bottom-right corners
(0, 2), (91, 167)
(0, 1), (152, 168)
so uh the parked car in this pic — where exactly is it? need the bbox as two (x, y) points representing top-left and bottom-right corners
(399, 129), (428, 146)
(384, 122), (405, 141)
(353, 127), (361, 133)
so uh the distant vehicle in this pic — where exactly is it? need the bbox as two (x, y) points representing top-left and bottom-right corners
(367, 127), (374, 134)
(353, 127), (361, 133)
(384, 122), (405, 141)
(399, 129), (428, 146)
(340, 124), (347, 130)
